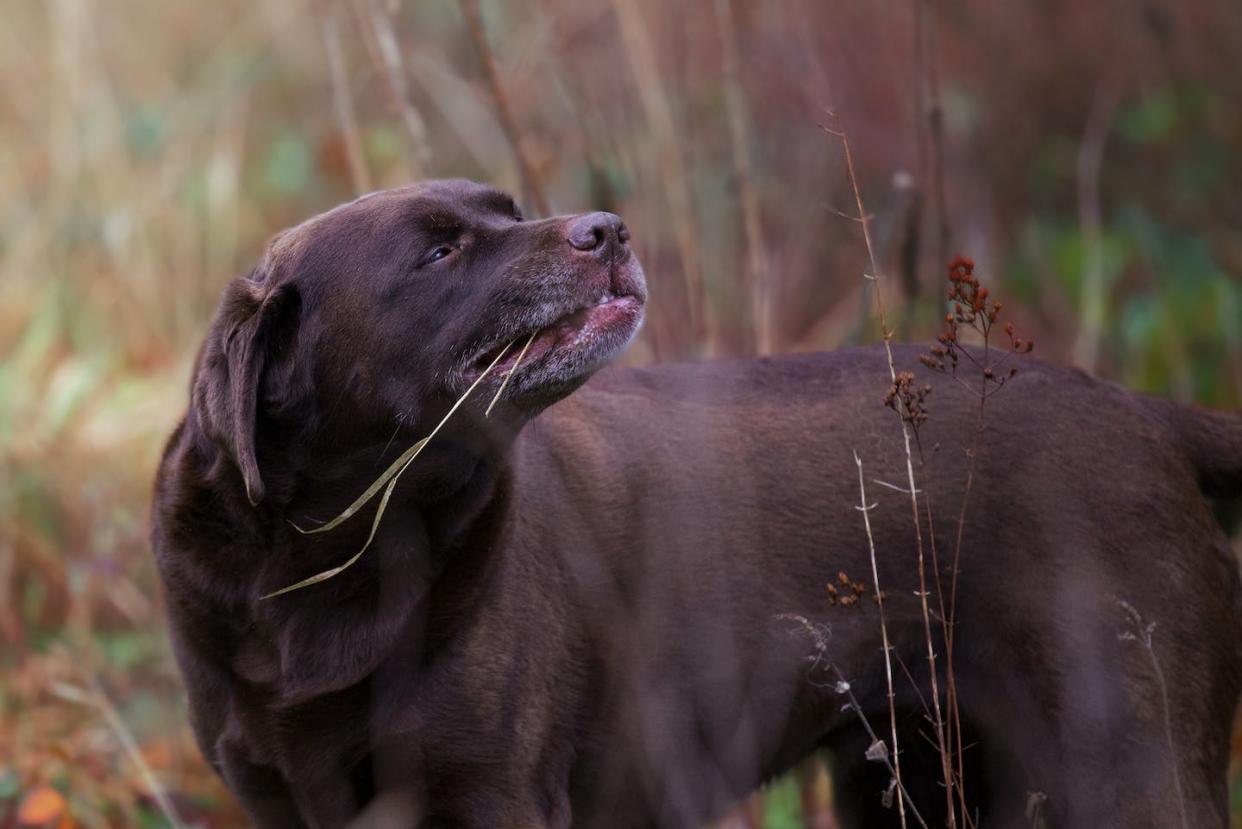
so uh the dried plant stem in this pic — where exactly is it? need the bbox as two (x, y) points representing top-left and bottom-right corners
(52, 678), (187, 829)
(713, 0), (771, 355)
(1071, 84), (1119, 373)
(1117, 601), (1189, 829)
(910, 0), (928, 304)
(611, 0), (706, 344)
(923, 256), (1034, 829)
(943, 386), (984, 826)
(854, 450), (908, 829)
(921, 0), (950, 277)
(368, 0), (433, 179)
(320, 10), (372, 194)
(267, 341), (515, 598)
(823, 119), (958, 829)
(779, 614), (930, 829)
(1150, 641), (1190, 829)
(459, 0), (549, 216)
(909, 487), (967, 827)
(926, 308), (996, 829)
(0, 536), (16, 647)
(910, 0), (951, 307)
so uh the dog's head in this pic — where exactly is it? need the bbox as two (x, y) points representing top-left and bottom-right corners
(191, 179), (646, 504)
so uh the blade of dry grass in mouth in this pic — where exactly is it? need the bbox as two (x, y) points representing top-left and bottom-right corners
(264, 340), (517, 599)
(485, 330), (537, 417)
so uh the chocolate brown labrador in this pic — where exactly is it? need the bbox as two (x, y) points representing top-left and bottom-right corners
(151, 179), (1242, 828)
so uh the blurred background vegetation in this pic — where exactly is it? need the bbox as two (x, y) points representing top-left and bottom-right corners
(1, 0), (1239, 826)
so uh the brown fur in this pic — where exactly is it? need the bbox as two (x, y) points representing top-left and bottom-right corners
(151, 180), (1242, 828)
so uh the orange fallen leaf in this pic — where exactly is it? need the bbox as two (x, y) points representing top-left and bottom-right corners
(17, 785), (66, 826)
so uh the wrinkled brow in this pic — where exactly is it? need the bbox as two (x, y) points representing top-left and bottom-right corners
(394, 187), (519, 234)
(420, 210), (464, 230)
(466, 188), (520, 217)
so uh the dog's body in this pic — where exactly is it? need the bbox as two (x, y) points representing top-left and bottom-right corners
(152, 181), (1242, 828)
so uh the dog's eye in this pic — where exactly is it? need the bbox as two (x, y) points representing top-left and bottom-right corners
(424, 245), (455, 265)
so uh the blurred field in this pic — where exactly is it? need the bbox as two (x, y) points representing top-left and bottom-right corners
(1, 0), (1239, 826)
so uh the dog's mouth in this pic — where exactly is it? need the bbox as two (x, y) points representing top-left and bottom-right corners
(465, 289), (643, 386)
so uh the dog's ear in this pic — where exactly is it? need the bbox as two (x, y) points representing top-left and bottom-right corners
(193, 268), (301, 505)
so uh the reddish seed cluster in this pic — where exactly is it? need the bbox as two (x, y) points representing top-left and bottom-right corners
(827, 570), (869, 608)
(884, 370), (931, 428)
(920, 256), (1034, 395)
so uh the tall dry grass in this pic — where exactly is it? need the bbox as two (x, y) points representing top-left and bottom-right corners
(0, 0), (1239, 826)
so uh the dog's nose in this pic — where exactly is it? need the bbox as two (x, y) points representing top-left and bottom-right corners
(567, 212), (629, 258)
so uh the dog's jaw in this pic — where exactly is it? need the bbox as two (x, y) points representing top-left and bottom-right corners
(462, 258), (647, 405)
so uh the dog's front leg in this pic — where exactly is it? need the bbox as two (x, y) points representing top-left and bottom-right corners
(442, 783), (572, 829)
(218, 737), (362, 829)
(290, 773), (364, 829)
(216, 738), (308, 829)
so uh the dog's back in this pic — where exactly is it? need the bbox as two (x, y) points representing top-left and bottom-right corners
(512, 346), (1242, 827)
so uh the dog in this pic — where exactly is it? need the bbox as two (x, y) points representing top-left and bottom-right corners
(151, 179), (1242, 828)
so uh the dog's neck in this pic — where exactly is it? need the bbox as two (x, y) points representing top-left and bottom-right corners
(198, 416), (521, 704)
(275, 408), (518, 534)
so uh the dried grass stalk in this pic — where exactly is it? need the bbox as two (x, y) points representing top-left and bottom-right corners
(265, 341), (515, 598)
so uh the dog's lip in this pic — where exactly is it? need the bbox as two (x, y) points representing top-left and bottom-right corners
(465, 290), (642, 380)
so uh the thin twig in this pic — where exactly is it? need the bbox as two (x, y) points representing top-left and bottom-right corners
(610, 0), (706, 345)
(1117, 601), (1190, 829)
(320, 9), (373, 193)
(778, 615), (930, 829)
(872, 478), (922, 495)
(854, 450), (909, 829)
(908, 0), (931, 313)
(52, 678), (187, 829)
(459, 0), (549, 215)
(368, 0), (433, 178)
(829, 205), (875, 223)
(942, 375), (984, 809)
(1071, 83), (1119, 372)
(714, 0), (771, 355)
(822, 116), (958, 829)
(922, 0), (950, 283)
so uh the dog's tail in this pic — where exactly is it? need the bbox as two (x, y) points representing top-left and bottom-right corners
(1146, 397), (1242, 499)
